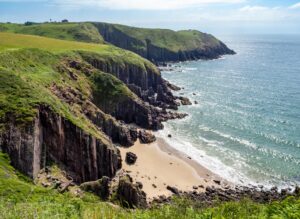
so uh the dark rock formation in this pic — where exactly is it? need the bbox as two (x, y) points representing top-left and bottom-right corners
(0, 105), (121, 182)
(117, 175), (147, 208)
(125, 152), (137, 165)
(139, 130), (156, 144)
(178, 97), (192, 105)
(165, 80), (181, 91)
(167, 186), (180, 195)
(80, 176), (111, 200)
(153, 185), (300, 207)
(79, 51), (179, 111)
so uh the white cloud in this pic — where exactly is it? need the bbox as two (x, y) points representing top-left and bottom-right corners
(52, 0), (245, 10)
(289, 2), (300, 9)
(239, 6), (270, 12)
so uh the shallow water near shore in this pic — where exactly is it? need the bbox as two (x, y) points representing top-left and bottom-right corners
(159, 34), (300, 188)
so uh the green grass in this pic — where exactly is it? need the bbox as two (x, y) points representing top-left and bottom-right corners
(1, 152), (300, 219)
(115, 25), (221, 52)
(94, 22), (222, 53)
(0, 32), (158, 74)
(0, 22), (225, 55)
(0, 22), (104, 44)
(0, 47), (133, 143)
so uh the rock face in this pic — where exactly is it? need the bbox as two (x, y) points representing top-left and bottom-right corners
(79, 51), (179, 111)
(0, 105), (121, 182)
(117, 175), (147, 208)
(80, 176), (111, 200)
(0, 41), (189, 191)
(92, 22), (235, 63)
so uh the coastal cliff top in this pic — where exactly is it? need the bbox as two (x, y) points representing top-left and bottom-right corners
(96, 22), (223, 52)
(0, 22), (234, 62)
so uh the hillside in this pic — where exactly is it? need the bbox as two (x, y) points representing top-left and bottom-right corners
(0, 22), (235, 62)
(0, 32), (183, 182)
(93, 22), (235, 62)
(0, 22), (104, 44)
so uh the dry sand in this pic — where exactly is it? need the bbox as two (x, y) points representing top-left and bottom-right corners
(119, 137), (225, 201)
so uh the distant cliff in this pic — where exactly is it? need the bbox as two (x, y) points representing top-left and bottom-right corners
(93, 22), (235, 63)
(0, 22), (235, 63)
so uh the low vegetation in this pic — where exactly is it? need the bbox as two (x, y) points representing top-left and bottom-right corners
(0, 21), (227, 58)
(0, 152), (299, 219)
(0, 22), (104, 44)
(104, 22), (221, 52)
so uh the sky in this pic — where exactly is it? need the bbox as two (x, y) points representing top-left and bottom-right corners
(0, 0), (300, 35)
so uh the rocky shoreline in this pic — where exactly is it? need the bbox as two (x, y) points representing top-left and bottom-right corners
(152, 185), (300, 207)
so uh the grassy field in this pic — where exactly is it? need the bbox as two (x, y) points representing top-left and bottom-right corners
(0, 32), (158, 73)
(0, 22), (104, 44)
(0, 22), (224, 54)
(1, 152), (299, 219)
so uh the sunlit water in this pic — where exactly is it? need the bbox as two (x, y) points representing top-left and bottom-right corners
(159, 35), (300, 188)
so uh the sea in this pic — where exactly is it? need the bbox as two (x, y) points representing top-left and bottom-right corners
(158, 34), (300, 189)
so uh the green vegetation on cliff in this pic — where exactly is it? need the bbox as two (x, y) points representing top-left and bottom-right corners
(0, 22), (234, 62)
(103, 22), (222, 52)
(0, 32), (154, 142)
(1, 152), (299, 219)
(0, 32), (158, 74)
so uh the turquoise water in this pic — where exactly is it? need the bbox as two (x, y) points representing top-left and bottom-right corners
(159, 35), (300, 188)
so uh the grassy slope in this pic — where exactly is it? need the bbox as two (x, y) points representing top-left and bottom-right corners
(0, 32), (158, 73)
(0, 48), (108, 141)
(107, 23), (222, 52)
(1, 152), (299, 219)
(0, 22), (104, 44)
(0, 22), (224, 54)
(0, 32), (152, 143)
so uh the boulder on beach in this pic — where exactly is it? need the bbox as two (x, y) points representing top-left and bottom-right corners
(139, 130), (156, 143)
(126, 152), (137, 165)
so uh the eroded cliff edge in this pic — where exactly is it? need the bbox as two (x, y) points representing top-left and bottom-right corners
(0, 47), (185, 183)
(93, 22), (235, 63)
(0, 22), (235, 63)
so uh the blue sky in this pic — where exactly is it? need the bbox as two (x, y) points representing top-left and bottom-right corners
(1, 0), (300, 34)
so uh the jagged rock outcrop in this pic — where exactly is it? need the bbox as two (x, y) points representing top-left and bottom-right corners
(79, 51), (179, 111)
(80, 176), (111, 200)
(0, 105), (121, 182)
(178, 96), (192, 105)
(139, 130), (156, 144)
(49, 81), (138, 147)
(117, 175), (147, 208)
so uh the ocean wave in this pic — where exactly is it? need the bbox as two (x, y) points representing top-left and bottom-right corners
(157, 126), (255, 185)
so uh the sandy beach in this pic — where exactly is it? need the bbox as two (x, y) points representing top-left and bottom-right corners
(119, 137), (225, 201)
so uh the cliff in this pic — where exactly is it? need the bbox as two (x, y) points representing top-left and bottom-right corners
(92, 22), (235, 63)
(0, 22), (235, 63)
(0, 33), (184, 182)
